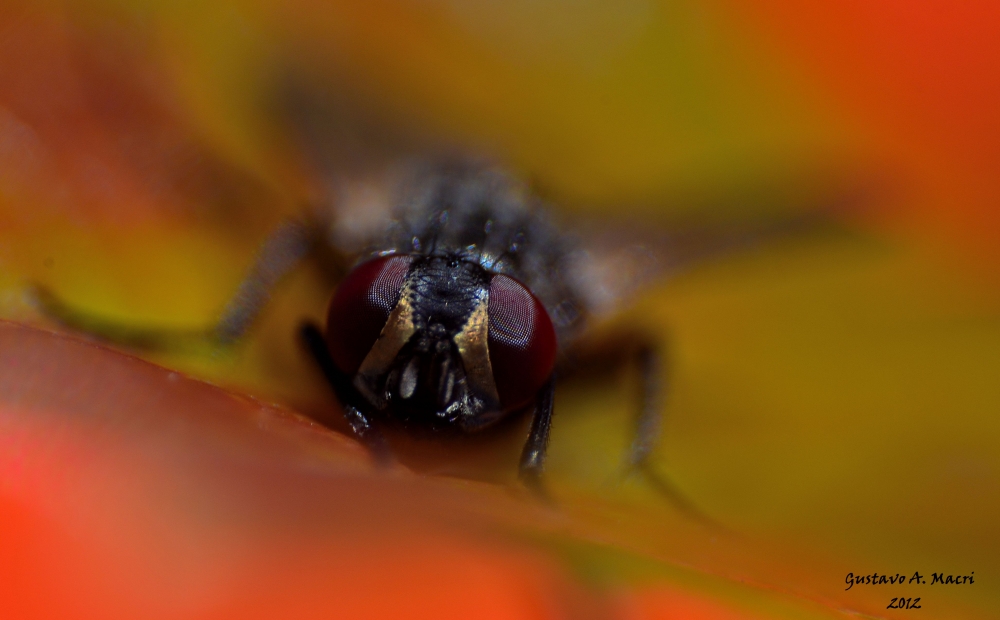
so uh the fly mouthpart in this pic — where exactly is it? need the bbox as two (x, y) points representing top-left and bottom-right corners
(399, 356), (419, 400)
(379, 331), (480, 424)
(437, 356), (456, 409)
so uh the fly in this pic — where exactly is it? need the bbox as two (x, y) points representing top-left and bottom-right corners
(296, 161), (581, 488)
(32, 156), (824, 513)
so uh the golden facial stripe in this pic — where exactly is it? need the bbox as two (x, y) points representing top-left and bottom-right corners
(353, 284), (417, 409)
(453, 289), (501, 415)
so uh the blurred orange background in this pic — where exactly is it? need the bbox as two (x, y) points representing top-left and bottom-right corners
(1, 1), (998, 618)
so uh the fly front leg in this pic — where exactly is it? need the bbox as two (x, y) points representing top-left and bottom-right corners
(518, 375), (556, 496)
(299, 321), (390, 463)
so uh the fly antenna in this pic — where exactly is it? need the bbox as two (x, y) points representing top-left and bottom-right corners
(491, 248), (511, 271)
(427, 225), (439, 255)
(427, 209), (449, 256)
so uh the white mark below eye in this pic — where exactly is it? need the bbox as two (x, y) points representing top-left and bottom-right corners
(400, 357), (419, 400)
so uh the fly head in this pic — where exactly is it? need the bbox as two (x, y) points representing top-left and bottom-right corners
(324, 249), (558, 433)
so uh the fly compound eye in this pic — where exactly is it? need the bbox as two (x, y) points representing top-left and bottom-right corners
(325, 255), (412, 374)
(487, 274), (557, 409)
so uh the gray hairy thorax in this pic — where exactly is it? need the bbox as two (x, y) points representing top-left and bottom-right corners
(325, 161), (588, 344)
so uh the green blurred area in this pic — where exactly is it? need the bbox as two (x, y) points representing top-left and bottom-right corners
(76, 0), (861, 211)
(548, 232), (999, 615)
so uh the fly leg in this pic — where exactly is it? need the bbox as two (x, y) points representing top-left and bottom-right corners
(214, 219), (316, 344)
(518, 375), (556, 498)
(625, 343), (663, 469)
(31, 219), (314, 351)
(299, 321), (391, 463)
(626, 339), (719, 527)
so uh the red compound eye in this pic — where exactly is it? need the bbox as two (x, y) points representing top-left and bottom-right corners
(487, 274), (557, 409)
(325, 255), (412, 374)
